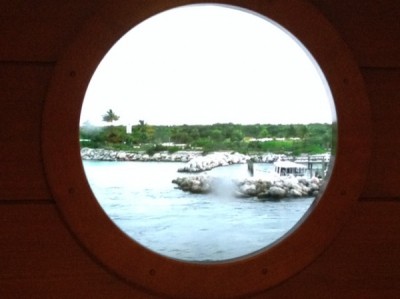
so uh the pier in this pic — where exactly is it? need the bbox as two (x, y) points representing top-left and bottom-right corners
(293, 154), (331, 178)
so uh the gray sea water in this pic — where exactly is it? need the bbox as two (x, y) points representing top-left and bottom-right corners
(83, 160), (315, 262)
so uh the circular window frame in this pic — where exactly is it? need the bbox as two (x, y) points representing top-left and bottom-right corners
(42, 1), (371, 298)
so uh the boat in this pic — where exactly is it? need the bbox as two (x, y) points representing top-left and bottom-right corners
(274, 160), (307, 177)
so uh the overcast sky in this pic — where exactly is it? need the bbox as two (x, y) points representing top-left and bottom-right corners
(80, 4), (334, 127)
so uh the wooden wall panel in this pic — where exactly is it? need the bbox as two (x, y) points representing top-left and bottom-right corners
(0, 0), (101, 61)
(0, 203), (156, 299)
(253, 201), (400, 298)
(1, 201), (400, 298)
(0, 63), (52, 200)
(0, 0), (399, 298)
(311, 1), (400, 68)
(361, 68), (400, 199)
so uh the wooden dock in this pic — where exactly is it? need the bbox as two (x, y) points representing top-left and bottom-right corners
(293, 155), (330, 164)
(293, 155), (331, 178)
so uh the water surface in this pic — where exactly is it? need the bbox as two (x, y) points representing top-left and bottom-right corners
(83, 161), (314, 261)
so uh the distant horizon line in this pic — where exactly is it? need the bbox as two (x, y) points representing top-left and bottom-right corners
(80, 121), (333, 127)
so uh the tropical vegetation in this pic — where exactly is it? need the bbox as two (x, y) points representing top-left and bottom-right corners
(80, 110), (333, 156)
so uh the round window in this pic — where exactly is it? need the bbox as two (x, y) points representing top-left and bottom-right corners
(79, 4), (336, 262)
(42, 1), (370, 298)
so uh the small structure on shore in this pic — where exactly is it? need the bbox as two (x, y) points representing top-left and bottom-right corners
(274, 160), (307, 177)
(247, 159), (254, 177)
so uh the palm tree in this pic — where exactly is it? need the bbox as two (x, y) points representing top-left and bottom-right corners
(136, 120), (154, 143)
(102, 109), (120, 124)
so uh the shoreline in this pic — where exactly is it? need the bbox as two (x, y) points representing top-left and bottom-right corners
(82, 147), (327, 200)
(80, 147), (280, 164)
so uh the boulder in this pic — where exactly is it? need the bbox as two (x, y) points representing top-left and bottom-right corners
(173, 173), (323, 200)
(178, 152), (249, 173)
(172, 175), (212, 194)
(268, 186), (287, 199)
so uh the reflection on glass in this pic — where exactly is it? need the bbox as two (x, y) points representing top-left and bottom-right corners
(80, 4), (335, 262)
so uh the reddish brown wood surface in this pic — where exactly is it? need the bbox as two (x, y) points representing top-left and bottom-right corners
(0, 1), (101, 62)
(310, 1), (400, 67)
(255, 201), (400, 298)
(0, 203), (157, 298)
(0, 0), (399, 298)
(0, 63), (53, 200)
(362, 68), (400, 199)
(1, 202), (400, 298)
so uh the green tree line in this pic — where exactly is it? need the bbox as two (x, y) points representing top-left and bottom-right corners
(80, 120), (333, 156)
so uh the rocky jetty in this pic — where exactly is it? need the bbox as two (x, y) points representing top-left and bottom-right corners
(81, 148), (283, 164)
(81, 147), (202, 162)
(234, 176), (322, 199)
(177, 152), (250, 173)
(172, 175), (213, 194)
(172, 174), (323, 200)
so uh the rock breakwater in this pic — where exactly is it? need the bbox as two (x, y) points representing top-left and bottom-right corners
(81, 148), (282, 165)
(81, 147), (202, 162)
(177, 152), (249, 173)
(172, 175), (213, 194)
(172, 174), (323, 200)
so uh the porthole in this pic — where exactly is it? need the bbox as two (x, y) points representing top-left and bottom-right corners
(80, 4), (335, 263)
(42, 1), (370, 298)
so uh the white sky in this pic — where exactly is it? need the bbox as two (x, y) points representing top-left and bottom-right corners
(80, 4), (334, 126)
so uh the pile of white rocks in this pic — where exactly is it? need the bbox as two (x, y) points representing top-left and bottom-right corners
(177, 152), (249, 173)
(172, 175), (213, 194)
(81, 148), (202, 162)
(81, 148), (284, 166)
(234, 176), (322, 199)
(172, 174), (323, 200)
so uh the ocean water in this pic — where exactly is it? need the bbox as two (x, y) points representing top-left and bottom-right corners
(83, 160), (316, 262)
